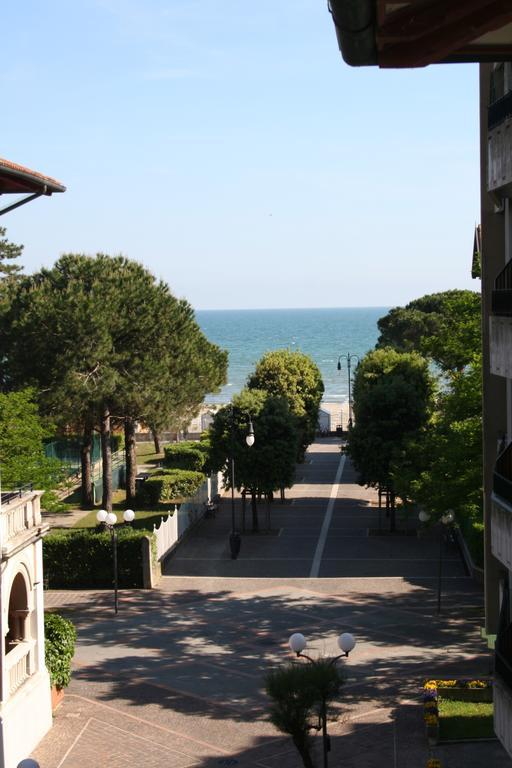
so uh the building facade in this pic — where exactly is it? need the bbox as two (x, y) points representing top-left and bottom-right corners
(0, 490), (52, 768)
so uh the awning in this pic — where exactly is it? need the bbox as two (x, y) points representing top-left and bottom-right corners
(328, 1), (512, 68)
(0, 156), (65, 216)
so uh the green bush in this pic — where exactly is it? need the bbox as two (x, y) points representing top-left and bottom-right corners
(43, 528), (151, 588)
(44, 613), (76, 688)
(139, 469), (205, 506)
(164, 442), (208, 471)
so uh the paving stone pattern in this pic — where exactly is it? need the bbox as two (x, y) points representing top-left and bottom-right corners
(34, 439), (511, 767)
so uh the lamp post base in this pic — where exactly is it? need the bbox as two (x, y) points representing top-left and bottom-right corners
(229, 532), (241, 560)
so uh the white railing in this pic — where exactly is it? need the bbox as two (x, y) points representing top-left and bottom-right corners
(153, 474), (221, 561)
(6, 642), (31, 697)
(1, 494), (42, 545)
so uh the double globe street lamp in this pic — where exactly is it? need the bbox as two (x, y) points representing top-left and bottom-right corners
(96, 508), (136, 614)
(229, 414), (255, 560)
(289, 631), (356, 768)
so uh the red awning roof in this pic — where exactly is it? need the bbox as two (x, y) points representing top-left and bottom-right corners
(0, 156), (66, 195)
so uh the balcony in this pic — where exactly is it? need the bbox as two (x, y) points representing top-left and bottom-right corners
(490, 262), (512, 377)
(492, 444), (512, 569)
(0, 489), (46, 558)
(495, 587), (512, 760)
(488, 91), (512, 193)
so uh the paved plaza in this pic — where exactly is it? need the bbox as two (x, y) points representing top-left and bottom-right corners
(35, 439), (511, 767)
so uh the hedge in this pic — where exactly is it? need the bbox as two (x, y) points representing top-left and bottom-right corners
(138, 469), (205, 506)
(461, 519), (484, 569)
(44, 613), (76, 688)
(43, 528), (151, 588)
(164, 442), (209, 472)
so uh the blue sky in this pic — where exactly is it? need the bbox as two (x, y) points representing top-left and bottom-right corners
(3, 1), (480, 310)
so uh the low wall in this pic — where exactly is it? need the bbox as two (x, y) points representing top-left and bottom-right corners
(153, 472), (225, 565)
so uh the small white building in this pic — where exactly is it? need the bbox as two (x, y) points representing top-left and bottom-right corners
(0, 490), (52, 768)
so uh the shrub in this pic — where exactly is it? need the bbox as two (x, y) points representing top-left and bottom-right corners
(139, 469), (205, 506)
(43, 528), (151, 588)
(164, 442), (208, 472)
(461, 520), (484, 569)
(44, 613), (76, 688)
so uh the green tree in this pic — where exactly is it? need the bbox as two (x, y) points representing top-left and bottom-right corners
(348, 348), (435, 530)
(377, 289), (481, 371)
(247, 350), (324, 461)
(0, 388), (61, 490)
(0, 226), (23, 283)
(208, 388), (298, 531)
(398, 357), (482, 537)
(3, 254), (226, 510)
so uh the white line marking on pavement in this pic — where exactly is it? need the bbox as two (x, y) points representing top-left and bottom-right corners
(56, 717), (92, 768)
(309, 454), (346, 578)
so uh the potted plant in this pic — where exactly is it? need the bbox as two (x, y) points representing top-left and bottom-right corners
(44, 612), (76, 710)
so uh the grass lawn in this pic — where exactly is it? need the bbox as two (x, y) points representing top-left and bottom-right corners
(439, 698), (495, 741)
(73, 491), (176, 531)
(135, 441), (166, 466)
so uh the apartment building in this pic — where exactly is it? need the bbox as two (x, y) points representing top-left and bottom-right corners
(327, 0), (512, 757)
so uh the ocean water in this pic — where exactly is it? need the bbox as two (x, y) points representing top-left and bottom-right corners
(196, 307), (389, 404)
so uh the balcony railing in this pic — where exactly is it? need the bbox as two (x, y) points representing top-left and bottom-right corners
(489, 91), (512, 131)
(5, 642), (31, 697)
(0, 483), (33, 507)
(494, 443), (512, 506)
(0, 490), (42, 550)
(496, 582), (512, 693)
(492, 261), (512, 317)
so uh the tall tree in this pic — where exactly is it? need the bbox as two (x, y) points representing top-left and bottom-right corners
(348, 348), (434, 531)
(247, 350), (324, 461)
(2, 254), (227, 510)
(0, 226), (23, 283)
(208, 389), (298, 531)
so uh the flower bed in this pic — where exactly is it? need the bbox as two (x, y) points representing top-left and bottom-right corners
(422, 679), (493, 744)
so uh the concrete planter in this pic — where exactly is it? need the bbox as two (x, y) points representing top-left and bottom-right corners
(51, 685), (64, 711)
(426, 723), (440, 745)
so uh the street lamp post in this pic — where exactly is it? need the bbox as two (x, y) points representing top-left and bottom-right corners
(288, 631), (356, 768)
(337, 353), (359, 430)
(229, 409), (255, 560)
(418, 509), (455, 614)
(96, 508), (136, 614)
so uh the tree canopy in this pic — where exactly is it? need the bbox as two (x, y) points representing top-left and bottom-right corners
(2, 253), (227, 508)
(0, 388), (60, 490)
(247, 349), (323, 460)
(208, 388), (298, 530)
(348, 347), (435, 528)
(376, 289), (481, 371)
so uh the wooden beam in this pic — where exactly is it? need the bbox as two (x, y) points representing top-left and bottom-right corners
(378, 1), (512, 67)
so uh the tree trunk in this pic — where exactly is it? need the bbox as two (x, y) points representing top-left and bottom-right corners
(251, 489), (259, 532)
(280, 487), (286, 503)
(390, 489), (396, 533)
(125, 417), (137, 506)
(152, 430), (161, 455)
(80, 420), (94, 508)
(291, 736), (314, 768)
(101, 404), (113, 512)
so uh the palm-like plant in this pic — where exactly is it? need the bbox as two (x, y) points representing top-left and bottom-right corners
(265, 660), (344, 768)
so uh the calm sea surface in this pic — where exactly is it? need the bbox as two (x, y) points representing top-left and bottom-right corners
(196, 307), (389, 404)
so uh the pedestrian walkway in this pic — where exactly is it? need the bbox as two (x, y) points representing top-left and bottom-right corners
(35, 439), (511, 768)
(163, 438), (468, 583)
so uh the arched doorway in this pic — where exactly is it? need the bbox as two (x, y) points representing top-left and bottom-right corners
(5, 573), (29, 654)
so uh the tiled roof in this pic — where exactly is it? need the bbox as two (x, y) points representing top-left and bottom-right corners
(0, 156), (66, 195)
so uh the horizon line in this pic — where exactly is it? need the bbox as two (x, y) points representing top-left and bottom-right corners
(194, 305), (391, 312)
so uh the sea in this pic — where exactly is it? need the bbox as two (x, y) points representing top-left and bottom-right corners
(196, 307), (389, 405)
